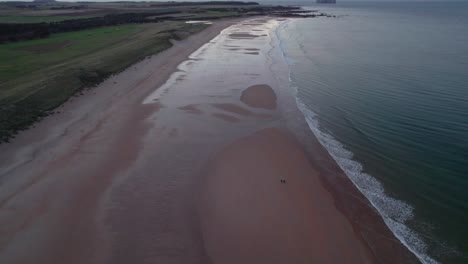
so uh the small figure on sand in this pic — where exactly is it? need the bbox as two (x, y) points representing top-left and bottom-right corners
(280, 179), (286, 183)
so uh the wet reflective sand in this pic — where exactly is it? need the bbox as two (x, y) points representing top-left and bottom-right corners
(115, 18), (376, 263)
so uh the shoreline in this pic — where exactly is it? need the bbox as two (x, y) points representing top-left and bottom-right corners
(0, 17), (418, 263)
(275, 19), (428, 264)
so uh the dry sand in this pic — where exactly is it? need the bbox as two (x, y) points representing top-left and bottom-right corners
(199, 127), (375, 264)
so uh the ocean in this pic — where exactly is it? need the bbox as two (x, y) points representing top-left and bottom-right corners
(275, 2), (468, 263)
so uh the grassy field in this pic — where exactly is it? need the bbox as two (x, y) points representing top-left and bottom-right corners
(0, 21), (208, 142)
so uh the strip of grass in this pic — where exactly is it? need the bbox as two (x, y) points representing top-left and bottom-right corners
(0, 21), (208, 142)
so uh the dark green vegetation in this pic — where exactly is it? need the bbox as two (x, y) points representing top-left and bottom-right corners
(0, 15), (97, 23)
(0, 1), (314, 142)
(0, 12), (182, 42)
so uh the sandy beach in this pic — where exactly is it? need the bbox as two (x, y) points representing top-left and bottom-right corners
(199, 127), (375, 264)
(0, 18), (417, 264)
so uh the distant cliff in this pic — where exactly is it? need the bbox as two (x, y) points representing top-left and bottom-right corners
(317, 0), (336, 3)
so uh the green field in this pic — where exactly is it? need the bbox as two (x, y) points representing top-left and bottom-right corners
(0, 22), (208, 142)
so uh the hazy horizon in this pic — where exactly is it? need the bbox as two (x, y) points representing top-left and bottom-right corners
(0, 0), (466, 2)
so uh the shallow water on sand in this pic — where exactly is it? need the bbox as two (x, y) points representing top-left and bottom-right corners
(107, 19), (295, 264)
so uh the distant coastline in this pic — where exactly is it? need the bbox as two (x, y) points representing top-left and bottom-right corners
(316, 0), (337, 4)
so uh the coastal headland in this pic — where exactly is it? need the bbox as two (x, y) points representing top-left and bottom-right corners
(0, 3), (419, 264)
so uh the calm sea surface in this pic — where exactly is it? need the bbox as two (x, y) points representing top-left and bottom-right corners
(276, 2), (468, 263)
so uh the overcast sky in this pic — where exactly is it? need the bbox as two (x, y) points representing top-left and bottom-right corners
(0, 0), (462, 3)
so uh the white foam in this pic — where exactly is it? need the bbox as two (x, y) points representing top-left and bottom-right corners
(296, 90), (439, 264)
(275, 20), (439, 264)
(143, 26), (230, 104)
(185, 21), (212, 25)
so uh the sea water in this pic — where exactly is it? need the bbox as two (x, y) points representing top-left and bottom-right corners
(275, 2), (468, 263)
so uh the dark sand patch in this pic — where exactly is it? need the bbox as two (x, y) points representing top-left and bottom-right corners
(151, 101), (163, 111)
(211, 103), (252, 116)
(212, 113), (241, 123)
(244, 52), (260, 55)
(17, 40), (71, 53)
(240, 84), (277, 110)
(229, 48), (241, 51)
(242, 23), (264, 26)
(169, 128), (179, 138)
(229, 33), (260, 39)
(244, 73), (260, 76)
(245, 48), (260, 51)
(178, 104), (203, 114)
(206, 95), (232, 99)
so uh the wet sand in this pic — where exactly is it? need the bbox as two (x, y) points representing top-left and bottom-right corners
(0, 18), (418, 264)
(240, 84), (277, 109)
(0, 18), (242, 264)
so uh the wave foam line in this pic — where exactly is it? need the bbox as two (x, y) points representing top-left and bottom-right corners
(274, 19), (439, 264)
(296, 98), (437, 264)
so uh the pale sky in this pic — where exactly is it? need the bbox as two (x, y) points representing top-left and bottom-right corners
(0, 0), (463, 2)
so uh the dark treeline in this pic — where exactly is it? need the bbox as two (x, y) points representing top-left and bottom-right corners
(205, 5), (299, 12)
(0, 11), (181, 43)
(0, 2), (301, 43)
(50, 6), (88, 10)
(48, 11), (178, 32)
(0, 23), (50, 43)
(15, 4), (38, 9)
(151, 1), (259, 6)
